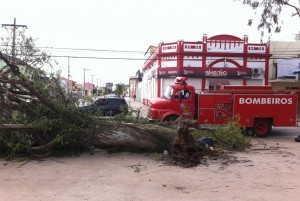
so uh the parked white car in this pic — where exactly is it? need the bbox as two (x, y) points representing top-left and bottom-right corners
(105, 94), (116, 98)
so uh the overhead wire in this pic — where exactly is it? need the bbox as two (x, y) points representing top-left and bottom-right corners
(13, 54), (300, 61)
(2, 44), (300, 55)
(0, 45), (145, 54)
(2, 44), (300, 61)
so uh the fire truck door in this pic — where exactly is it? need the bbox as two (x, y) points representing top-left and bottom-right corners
(174, 89), (194, 118)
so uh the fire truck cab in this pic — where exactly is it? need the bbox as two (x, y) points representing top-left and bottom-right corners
(148, 77), (299, 137)
(149, 77), (196, 122)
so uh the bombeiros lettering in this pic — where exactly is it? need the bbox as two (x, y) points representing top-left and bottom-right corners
(239, 97), (293, 105)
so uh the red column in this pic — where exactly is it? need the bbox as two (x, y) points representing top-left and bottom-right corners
(177, 40), (183, 69)
(157, 78), (161, 98)
(202, 34), (207, 91)
(242, 35), (248, 86)
(265, 43), (270, 85)
(157, 43), (162, 97)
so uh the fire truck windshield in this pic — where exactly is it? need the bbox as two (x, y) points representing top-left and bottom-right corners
(163, 86), (173, 100)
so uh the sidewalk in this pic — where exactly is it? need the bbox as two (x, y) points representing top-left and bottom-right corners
(125, 97), (149, 118)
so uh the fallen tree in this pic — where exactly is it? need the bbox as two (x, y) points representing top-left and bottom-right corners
(0, 50), (179, 155)
(0, 51), (250, 163)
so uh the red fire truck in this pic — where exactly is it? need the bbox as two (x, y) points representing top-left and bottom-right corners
(148, 77), (299, 137)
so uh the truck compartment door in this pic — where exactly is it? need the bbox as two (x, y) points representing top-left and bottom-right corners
(198, 108), (215, 124)
(198, 94), (232, 125)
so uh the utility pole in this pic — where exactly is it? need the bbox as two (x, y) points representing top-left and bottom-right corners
(91, 74), (96, 96)
(2, 18), (27, 63)
(68, 57), (71, 93)
(91, 75), (96, 87)
(96, 78), (100, 96)
(68, 57), (70, 80)
(83, 68), (90, 96)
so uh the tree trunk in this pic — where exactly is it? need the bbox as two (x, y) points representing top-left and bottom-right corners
(89, 123), (176, 151)
(0, 123), (177, 152)
(0, 124), (34, 130)
(170, 119), (203, 167)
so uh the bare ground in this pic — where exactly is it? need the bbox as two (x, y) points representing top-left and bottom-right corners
(1, 138), (300, 201)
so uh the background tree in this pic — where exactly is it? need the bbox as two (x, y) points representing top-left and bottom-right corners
(0, 28), (99, 156)
(0, 28), (56, 73)
(103, 86), (112, 95)
(114, 83), (125, 97)
(236, 0), (300, 39)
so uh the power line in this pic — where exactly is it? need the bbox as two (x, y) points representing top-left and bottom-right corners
(8, 46), (300, 58)
(40, 47), (145, 54)
(0, 45), (145, 54)
(3, 46), (299, 61)
(46, 53), (300, 61)
(2, 45), (300, 58)
(27, 46), (300, 55)
(49, 55), (146, 60)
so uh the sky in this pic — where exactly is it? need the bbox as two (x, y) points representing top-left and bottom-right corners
(0, 0), (299, 86)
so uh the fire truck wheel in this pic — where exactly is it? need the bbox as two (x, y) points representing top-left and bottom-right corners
(163, 115), (178, 122)
(253, 119), (272, 137)
(245, 128), (255, 136)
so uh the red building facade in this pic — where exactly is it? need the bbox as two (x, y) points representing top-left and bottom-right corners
(141, 34), (271, 101)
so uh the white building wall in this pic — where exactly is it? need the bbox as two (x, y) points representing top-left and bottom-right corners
(141, 71), (149, 101)
(162, 78), (175, 93)
(161, 56), (177, 67)
(186, 78), (203, 92)
(137, 81), (142, 101)
(228, 57), (243, 67)
(152, 78), (157, 98)
(141, 71), (159, 101)
(183, 56), (202, 67)
(207, 41), (244, 53)
(229, 79), (243, 85)
(160, 78), (203, 95)
(206, 57), (220, 67)
(206, 57), (245, 68)
(246, 79), (264, 86)
(247, 58), (265, 69)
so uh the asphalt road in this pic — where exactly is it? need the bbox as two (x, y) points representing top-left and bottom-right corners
(268, 126), (299, 140)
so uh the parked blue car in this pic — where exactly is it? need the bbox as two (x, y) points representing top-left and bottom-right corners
(80, 98), (128, 116)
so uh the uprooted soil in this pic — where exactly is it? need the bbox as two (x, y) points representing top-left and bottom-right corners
(1, 137), (300, 201)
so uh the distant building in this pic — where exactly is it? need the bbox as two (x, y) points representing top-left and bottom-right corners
(83, 82), (94, 96)
(105, 82), (113, 93)
(124, 84), (130, 96)
(129, 70), (143, 100)
(129, 76), (138, 98)
(60, 77), (77, 94)
(269, 34), (300, 90)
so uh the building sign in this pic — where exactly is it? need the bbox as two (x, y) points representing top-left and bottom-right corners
(155, 67), (252, 78)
